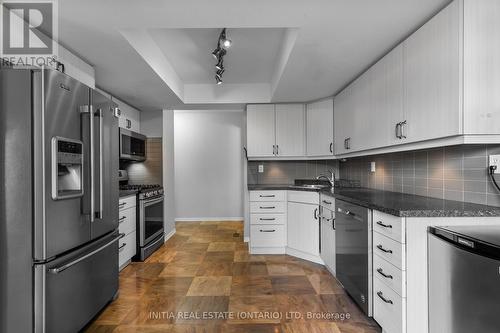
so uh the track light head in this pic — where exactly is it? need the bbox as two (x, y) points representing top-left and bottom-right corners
(215, 58), (224, 70)
(216, 68), (225, 76)
(220, 28), (232, 50)
(215, 75), (223, 85)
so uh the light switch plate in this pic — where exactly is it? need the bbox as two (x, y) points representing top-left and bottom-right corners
(258, 164), (264, 173)
(489, 155), (500, 174)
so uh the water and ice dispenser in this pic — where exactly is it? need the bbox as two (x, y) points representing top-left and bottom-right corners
(51, 137), (84, 200)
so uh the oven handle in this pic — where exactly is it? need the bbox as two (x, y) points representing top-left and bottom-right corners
(143, 196), (164, 207)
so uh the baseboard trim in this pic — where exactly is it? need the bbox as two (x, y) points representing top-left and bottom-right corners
(244, 237), (250, 243)
(164, 228), (176, 242)
(175, 217), (244, 222)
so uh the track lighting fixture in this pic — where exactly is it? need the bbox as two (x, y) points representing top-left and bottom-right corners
(211, 28), (231, 84)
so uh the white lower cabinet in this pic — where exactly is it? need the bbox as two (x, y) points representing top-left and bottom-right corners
(374, 277), (406, 333)
(287, 201), (320, 260)
(118, 195), (137, 270)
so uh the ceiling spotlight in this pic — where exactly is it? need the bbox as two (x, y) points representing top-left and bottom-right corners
(220, 28), (232, 50)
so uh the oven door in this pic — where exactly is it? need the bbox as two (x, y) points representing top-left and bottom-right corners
(119, 128), (146, 161)
(139, 196), (164, 246)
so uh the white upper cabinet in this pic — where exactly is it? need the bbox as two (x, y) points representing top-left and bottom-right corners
(275, 104), (305, 157)
(306, 99), (334, 157)
(246, 104), (276, 157)
(334, 85), (354, 155)
(114, 97), (141, 133)
(404, 0), (461, 143)
(463, 0), (500, 134)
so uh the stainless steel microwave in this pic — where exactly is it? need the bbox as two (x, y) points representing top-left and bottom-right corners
(119, 128), (146, 161)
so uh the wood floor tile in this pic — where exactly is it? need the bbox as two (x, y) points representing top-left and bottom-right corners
(208, 242), (237, 252)
(271, 276), (316, 295)
(267, 263), (306, 276)
(230, 275), (273, 296)
(228, 296), (280, 324)
(187, 276), (233, 296)
(232, 262), (268, 276)
(85, 221), (380, 333)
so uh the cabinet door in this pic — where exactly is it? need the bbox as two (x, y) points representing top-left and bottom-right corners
(287, 202), (319, 256)
(306, 99), (334, 156)
(334, 86), (354, 155)
(368, 45), (405, 148)
(320, 217), (336, 273)
(246, 104), (276, 157)
(275, 104), (305, 157)
(404, 0), (461, 143)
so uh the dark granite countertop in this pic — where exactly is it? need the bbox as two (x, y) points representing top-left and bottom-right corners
(247, 184), (321, 192)
(119, 189), (138, 198)
(248, 184), (500, 217)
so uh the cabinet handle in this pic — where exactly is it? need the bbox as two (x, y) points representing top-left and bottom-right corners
(119, 216), (127, 223)
(332, 218), (335, 230)
(259, 206), (275, 209)
(329, 142), (333, 153)
(377, 268), (393, 279)
(314, 208), (318, 220)
(377, 291), (393, 304)
(395, 122), (401, 139)
(119, 243), (126, 251)
(260, 195), (275, 198)
(272, 145), (276, 155)
(276, 145), (279, 155)
(119, 202), (126, 207)
(322, 200), (332, 205)
(400, 120), (407, 139)
(377, 244), (393, 254)
(260, 229), (276, 232)
(260, 218), (276, 221)
(376, 221), (393, 229)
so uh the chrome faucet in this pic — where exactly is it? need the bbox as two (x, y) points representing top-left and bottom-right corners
(316, 170), (336, 187)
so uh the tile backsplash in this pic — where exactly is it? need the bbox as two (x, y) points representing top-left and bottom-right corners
(248, 160), (339, 185)
(124, 137), (163, 185)
(339, 145), (500, 206)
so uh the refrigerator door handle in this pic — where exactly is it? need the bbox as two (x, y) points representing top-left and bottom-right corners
(89, 105), (95, 223)
(96, 108), (103, 219)
(48, 233), (124, 274)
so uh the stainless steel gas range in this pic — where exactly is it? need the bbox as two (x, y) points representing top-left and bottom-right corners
(120, 184), (165, 260)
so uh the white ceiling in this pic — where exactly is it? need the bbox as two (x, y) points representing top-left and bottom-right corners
(58, 0), (451, 110)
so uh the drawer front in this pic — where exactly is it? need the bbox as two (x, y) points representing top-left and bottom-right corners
(250, 225), (285, 248)
(250, 201), (286, 213)
(373, 277), (405, 333)
(320, 194), (335, 210)
(373, 231), (406, 270)
(119, 195), (136, 211)
(118, 231), (136, 268)
(250, 214), (285, 225)
(373, 253), (406, 297)
(287, 190), (319, 204)
(250, 191), (286, 202)
(373, 210), (405, 243)
(118, 207), (136, 235)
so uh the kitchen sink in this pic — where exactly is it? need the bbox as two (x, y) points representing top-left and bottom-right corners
(289, 184), (329, 190)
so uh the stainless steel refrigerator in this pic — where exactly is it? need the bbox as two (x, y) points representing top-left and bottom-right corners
(0, 67), (120, 333)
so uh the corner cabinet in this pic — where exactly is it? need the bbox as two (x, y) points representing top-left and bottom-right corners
(246, 104), (305, 159)
(306, 98), (334, 157)
(334, 0), (500, 157)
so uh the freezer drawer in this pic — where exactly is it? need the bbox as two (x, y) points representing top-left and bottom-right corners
(34, 232), (120, 333)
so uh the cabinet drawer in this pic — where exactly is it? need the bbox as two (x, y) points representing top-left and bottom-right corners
(250, 191), (286, 202)
(118, 231), (136, 269)
(118, 207), (136, 236)
(373, 210), (405, 243)
(373, 277), (406, 333)
(287, 190), (319, 204)
(250, 201), (286, 213)
(373, 253), (406, 297)
(119, 195), (136, 211)
(250, 225), (285, 248)
(250, 214), (285, 225)
(320, 194), (335, 210)
(373, 232), (406, 270)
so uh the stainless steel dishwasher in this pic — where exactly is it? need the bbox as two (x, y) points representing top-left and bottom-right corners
(335, 199), (372, 316)
(429, 226), (500, 333)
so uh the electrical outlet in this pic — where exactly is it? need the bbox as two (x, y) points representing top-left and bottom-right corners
(489, 155), (500, 174)
(258, 164), (264, 173)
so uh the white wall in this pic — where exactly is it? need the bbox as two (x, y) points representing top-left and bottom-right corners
(174, 110), (244, 220)
(141, 110), (163, 137)
(162, 110), (176, 238)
